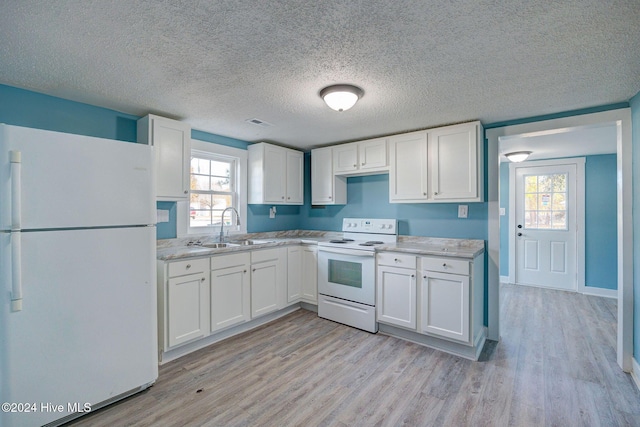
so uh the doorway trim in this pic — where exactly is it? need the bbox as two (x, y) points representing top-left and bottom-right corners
(508, 158), (585, 291)
(486, 108), (632, 372)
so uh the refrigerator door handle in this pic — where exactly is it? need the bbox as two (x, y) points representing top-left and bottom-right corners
(10, 231), (23, 312)
(10, 150), (22, 230)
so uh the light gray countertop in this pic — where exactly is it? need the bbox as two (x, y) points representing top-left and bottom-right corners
(157, 231), (484, 261)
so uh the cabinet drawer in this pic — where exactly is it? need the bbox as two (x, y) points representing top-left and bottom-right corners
(251, 248), (280, 264)
(377, 252), (416, 269)
(211, 252), (250, 270)
(422, 257), (469, 275)
(168, 258), (209, 277)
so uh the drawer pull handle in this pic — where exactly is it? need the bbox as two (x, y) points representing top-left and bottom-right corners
(186, 264), (191, 269)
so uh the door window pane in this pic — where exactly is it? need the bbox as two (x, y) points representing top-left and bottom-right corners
(523, 173), (568, 230)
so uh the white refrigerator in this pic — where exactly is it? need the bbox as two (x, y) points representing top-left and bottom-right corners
(0, 124), (158, 427)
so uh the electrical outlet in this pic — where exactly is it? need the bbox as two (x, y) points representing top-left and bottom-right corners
(458, 205), (468, 218)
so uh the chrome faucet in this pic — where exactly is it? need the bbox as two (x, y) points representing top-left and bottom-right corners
(219, 207), (241, 242)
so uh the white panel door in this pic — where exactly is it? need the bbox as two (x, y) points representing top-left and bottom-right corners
(515, 163), (578, 290)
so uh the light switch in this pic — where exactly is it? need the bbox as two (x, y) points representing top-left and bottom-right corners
(458, 205), (468, 219)
(500, 207), (506, 216)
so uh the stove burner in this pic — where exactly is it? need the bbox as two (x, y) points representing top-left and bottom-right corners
(329, 239), (351, 244)
(359, 241), (385, 246)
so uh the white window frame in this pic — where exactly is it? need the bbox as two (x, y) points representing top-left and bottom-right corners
(177, 139), (247, 237)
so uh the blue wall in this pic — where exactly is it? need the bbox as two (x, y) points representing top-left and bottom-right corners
(499, 155), (618, 289)
(631, 90), (640, 361)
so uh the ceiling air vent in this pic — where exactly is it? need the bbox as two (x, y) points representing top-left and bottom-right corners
(245, 118), (273, 127)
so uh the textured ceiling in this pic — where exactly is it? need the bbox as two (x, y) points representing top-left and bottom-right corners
(1, 1), (639, 150)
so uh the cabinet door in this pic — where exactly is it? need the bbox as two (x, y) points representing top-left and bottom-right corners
(287, 246), (302, 302)
(167, 273), (208, 347)
(151, 117), (190, 200)
(286, 150), (304, 204)
(377, 265), (417, 329)
(389, 131), (428, 202)
(429, 123), (479, 201)
(312, 147), (333, 204)
(301, 246), (318, 303)
(420, 271), (470, 343)
(251, 261), (279, 317)
(263, 145), (287, 203)
(359, 138), (387, 171)
(333, 143), (358, 174)
(211, 264), (250, 332)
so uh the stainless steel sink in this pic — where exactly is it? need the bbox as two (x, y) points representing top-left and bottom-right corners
(228, 239), (275, 246)
(200, 243), (234, 248)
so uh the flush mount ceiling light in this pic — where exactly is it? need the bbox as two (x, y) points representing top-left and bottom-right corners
(319, 84), (364, 112)
(504, 151), (532, 162)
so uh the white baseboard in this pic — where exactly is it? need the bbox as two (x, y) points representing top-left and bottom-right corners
(632, 357), (640, 391)
(580, 286), (617, 299)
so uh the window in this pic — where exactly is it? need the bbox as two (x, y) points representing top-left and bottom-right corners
(190, 152), (237, 228)
(181, 140), (247, 237)
(523, 173), (567, 230)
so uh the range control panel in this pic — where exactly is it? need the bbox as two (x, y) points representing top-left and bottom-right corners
(342, 218), (397, 235)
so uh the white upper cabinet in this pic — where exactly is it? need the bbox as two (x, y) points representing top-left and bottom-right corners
(311, 146), (346, 205)
(429, 122), (483, 202)
(333, 137), (388, 176)
(248, 142), (303, 205)
(389, 131), (429, 203)
(389, 121), (483, 203)
(137, 114), (191, 201)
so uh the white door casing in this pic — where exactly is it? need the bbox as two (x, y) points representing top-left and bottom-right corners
(511, 159), (585, 291)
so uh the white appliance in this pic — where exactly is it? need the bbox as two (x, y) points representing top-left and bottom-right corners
(317, 218), (397, 333)
(0, 124), (158, 427)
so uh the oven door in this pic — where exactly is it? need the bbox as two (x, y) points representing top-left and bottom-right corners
(317, 247), (375, 306)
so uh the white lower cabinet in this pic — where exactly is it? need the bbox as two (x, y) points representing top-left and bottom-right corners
(376, 251), (485, 358)
(301, 245), (318, 303)
(251, 248), (281, 318)
(210, 252), (251, 333)
(160, 258), (210, 350)
(376, 253), (417, 329)
(287, 246), (303, 302)
(420, 269), (470, 343)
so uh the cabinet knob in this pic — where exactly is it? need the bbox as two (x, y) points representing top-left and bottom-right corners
(287, 197), (290, 200)
(186, 264), (191, 269)
(361, 162), (365, 166)
(394, 258), (399, 262)
(282, 196), (285, 199)
(200, 277), (205, 282)
(434, 192), (439, 195)
(423, 192), (426, 196)
(328, 196), (332, 199)
(442, 263), (447, 267)
(252, 268), (256, 272)
(184, 190), (188, 194)
(411, 274), (415, 278)
(423, 275), (427, 279)
(243, 270), (247, 273)
(517, 233), (523, 237)
(353, 164), (357, 167)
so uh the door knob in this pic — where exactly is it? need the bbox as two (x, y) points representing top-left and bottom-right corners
(517, 224), (523, 229)
(517, 233), (523, 237)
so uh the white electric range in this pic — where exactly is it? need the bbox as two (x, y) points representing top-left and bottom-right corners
(317, 218), (398, 333)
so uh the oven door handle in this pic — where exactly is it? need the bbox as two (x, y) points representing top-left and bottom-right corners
(318, 247), (375, 257)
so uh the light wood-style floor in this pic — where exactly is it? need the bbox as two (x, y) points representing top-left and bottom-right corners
(68, 284), (640, 426)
